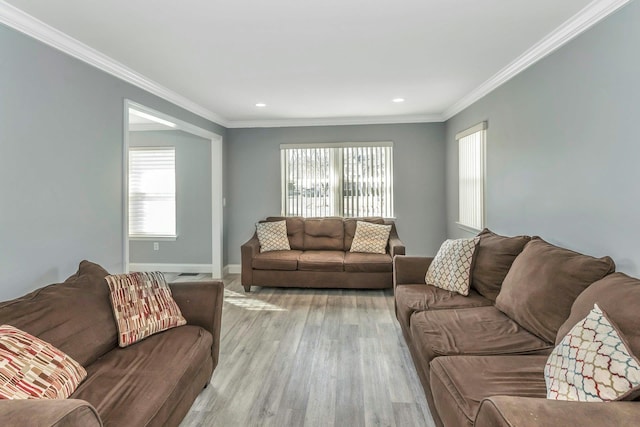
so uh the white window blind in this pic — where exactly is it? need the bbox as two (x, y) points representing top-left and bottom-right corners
(128, 147), (176, 238)
(281, 143), (393, 217)
(457, 123), (486, 231)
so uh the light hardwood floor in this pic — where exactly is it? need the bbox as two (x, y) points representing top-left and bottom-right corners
(175, 274), (435, 427)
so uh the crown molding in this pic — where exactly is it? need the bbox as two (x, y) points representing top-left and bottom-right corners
(1, 0), (630, 128)
(226, 113), (443, 128)
(442, 0), (631, 121)
(0, 1), (229, 127)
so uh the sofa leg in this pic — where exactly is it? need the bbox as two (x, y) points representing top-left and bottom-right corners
(243, 285), (251, 293)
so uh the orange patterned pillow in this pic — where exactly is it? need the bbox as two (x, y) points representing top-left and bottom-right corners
(105, 272), (186, 347)
(0, 325), (87, 399)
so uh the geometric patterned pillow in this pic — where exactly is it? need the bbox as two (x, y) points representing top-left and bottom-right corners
(105, 272), (187, 347)
(425, 237), (480, 296)
(256, 220), (291, 253)
(545, 303), (640, 401)
(0, 325), (87, 399)
(350, 221), (392, 254)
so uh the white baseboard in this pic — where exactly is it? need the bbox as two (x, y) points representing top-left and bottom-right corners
(129, 263), (213, 273)
(225, 264), (241, 275)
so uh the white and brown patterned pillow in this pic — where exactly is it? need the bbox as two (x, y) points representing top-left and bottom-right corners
(256, 220), (291, 253)
(425, 237), (480, 295)
(350, 221), (392, 254)
(0, 325), (87, 399)
(545, 304), (640, 401)
(105, 272), (186, 347)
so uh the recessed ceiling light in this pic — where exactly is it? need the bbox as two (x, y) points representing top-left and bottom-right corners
(255, 103), (267, 107)
(392, 98), (405, 103)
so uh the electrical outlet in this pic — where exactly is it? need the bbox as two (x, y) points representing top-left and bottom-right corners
(153, 242), (159, 251)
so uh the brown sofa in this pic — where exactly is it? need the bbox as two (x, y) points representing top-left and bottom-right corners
(394, 231), (629, 426)
(0, 260), (224, 427)
(241, 216), (405, 292)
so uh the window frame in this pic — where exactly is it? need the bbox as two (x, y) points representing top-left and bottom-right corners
(456, 122), (487, 232)
(280, 141), (394, 218)
(128, 146), (178, 240)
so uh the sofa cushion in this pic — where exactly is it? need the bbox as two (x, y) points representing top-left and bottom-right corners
(425, 237), (480, 296)
(545, 304), (640, 402)
(252, 250), (302, 271)
(72, 325), (212, 426)
(495, 238), (615, 343)
(556, 273), (640, 354)
(0, 324), (87, 399)
(471, 229), (531, 301)
(105, 272), (186, 347)
(0, 260), (117, 367)
(344, 217), (385, 250)
(395, 285), (491, 333)
(349, 221), (391, 254)
(256, 220), (291, 252)
(409, 306), (552, 370)
(303, 218), (344, 250)
(298, 250), (344, 272)
(343, 252), (392, 273)
(431, 355), (548, 427)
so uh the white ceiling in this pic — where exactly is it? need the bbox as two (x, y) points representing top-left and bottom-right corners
(1, 0), (626, 127)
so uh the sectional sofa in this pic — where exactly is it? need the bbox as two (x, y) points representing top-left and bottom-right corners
(394, 230), (640, 426)
(0, 261), (224, 427)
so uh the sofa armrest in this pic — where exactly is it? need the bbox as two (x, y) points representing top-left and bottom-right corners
(393, 256), (433, 287)
(475, 396), (640, 427)
(241, 234), (261, 291)
(0, 399), (102, 426)
(170, 281), (224, 370)
(387, 224), (406, 258)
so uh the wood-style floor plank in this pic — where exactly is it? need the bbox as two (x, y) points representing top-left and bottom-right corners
(178, 274), (435, 427)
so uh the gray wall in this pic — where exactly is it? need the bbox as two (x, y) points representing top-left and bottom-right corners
(0, 23), (226, 300)
(445, 2), (640, 275)
(129, 130), (212, 264)
(226, 123), (446, 265)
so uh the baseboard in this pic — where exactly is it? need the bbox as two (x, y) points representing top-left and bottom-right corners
(129, 263), (213, 273)
(225, 264), (241, 275)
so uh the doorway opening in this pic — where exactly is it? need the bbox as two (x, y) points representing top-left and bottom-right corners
(122, 100), (223, 278)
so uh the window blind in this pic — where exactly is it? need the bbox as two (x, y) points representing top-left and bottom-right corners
(457, 123), (486, 230)
(128, 147), (176, 238)
(281, 143), (393, 218)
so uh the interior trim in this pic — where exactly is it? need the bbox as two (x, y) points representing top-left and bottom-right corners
(442, 0), (631, 120)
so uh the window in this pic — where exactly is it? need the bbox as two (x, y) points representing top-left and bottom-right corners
(128, 147), (176, 238)
(281, 142), (393, 217)
(457, 122), (486, 231)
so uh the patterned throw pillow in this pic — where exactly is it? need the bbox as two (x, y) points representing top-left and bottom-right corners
(105, 272), (187, 347)
(350, 221), (392, 254)
(256, 220), (291, 253)
(545, 304), (640, 401)
(425, 237), (480, 296)
(0, 325), (87, 399)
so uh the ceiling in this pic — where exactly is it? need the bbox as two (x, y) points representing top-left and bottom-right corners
(1, 0), (626, 127)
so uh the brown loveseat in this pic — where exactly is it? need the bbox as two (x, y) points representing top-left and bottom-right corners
(0, 260), (224, 427)
(393, 230), (638, 426)
(241, 216), (405, 292)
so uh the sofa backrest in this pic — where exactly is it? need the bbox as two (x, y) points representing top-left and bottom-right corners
(0, 260), (118, 367)
(262, 216), (394, 252)
(303, 217), (344, 250)
(495, 237), (615, 343)
(556, 272), (640, 355)
(471, 228), (531, 302)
